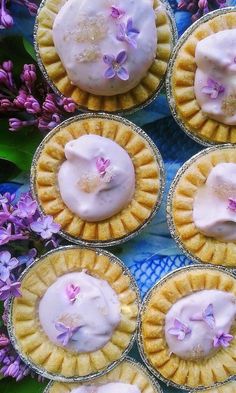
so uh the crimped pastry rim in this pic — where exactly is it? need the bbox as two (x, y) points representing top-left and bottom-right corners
(43, 357), (164, 393)
(30, 113), (165, 247)
(33, 0), (177, 115)
(137, 264), (236, 391)
(166, 6), (236, 146)
(190, 378), (236, 392)
(8, 245), (141, 382)
(166, 144), (236, 268)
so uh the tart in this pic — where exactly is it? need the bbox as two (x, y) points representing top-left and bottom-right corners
(139, 265), (236, 390)
(191, 380), (236, 393)
(31, 114), (164, 246)
(8, 246), (140, 381)
(34, 0), (176, 113)
(167, 7), (236, 145)
(167, 145), (236, 267)
(43, 358), (163, 393)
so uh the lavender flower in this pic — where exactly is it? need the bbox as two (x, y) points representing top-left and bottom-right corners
(201, 78), (225, 99)
(228, 198), (236, 212)
(213, 331), (233, 348)
(30, 216), (60, 239)
(0, 251), (18, 282)
(178, 0), (226, 22)
(117, 18), (140, 48)
(66, 284), (80, 303)
(110, 6), (125, 19)
(168, 318), (192, 340)
(103, 51), (129, 81)
(0, 280), (21, 300)
(55, 322), (81, 346)
(190, 304), (215, 329)
(96, 157), (111, 177)
(0, 193), (15, 206)
(14, 194), (37, 219)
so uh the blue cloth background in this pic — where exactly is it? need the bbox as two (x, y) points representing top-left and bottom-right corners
(2, 1), (236, 391)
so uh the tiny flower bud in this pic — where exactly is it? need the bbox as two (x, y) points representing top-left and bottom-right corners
(9, 118), (23, 131)
(2, 60), (13, 72)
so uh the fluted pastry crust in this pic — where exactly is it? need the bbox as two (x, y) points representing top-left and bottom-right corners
(45, 359), (162, 393)
(35, 0), (173, 112)
(171, 11), (236, 144)
(191, 380), (236, 393)
(171, 147), (236, 267)
(11, 247), (139, 379)
(141, 267), (236, 389)
(32, 116), (162, 244)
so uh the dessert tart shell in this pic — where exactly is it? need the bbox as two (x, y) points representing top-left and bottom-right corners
(190, 379), (236, 392)
(167, 145), (236, 268)
(166, 7), (236, 146)
(138, 265), (236, 391)
(8, 246), (140, 382)
(30, 113), (165, 247)
(34, 0), (177, 114)
(43, 357), (163, 393)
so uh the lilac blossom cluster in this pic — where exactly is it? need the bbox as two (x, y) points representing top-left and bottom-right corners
(178, 0), (226, 22)
(0, 60), (77, 133)
(0, 0), (38, 29)
(0, 191), (61, 380)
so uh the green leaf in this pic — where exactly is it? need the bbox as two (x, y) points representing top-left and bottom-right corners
(23, 38), (37, 62)
(0, 120), (42, 171)
(0, 376), (47, 393)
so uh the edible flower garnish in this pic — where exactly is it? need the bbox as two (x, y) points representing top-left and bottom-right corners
(168, 318), (192, 341)
(213, 331), (233, 348)
(201, 78), (225, 99)
(55, 322), (81, 346)
(190, 303), (215, 329)
(96, 157), (111, 178)
(117, 18), (140, 48)
(66, 283), (80, 303)
(228, 197), (236, 212)
(110, 6), (125, 19)
(103, 51), (129, 81)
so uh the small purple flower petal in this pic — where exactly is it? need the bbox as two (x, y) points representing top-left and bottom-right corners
(30, 216), (60, 239)
(213, 331), (233, 348)
(0, 280), (21, 300)
(103, 54), (115, 65)
(117, 66), (129, 81)
(228, 198), (236, 212)
(202, 78), (225, 99)
(168, 318), (192, 341)
(104, 66), (116, 79)
(66, 283), (80, 303)
(116, 50), (127, 65)
(190, 303), (215, 329)
(55, 322), (80, 346)
(110, 6), (125, 19)
(116, 18), (140, 48)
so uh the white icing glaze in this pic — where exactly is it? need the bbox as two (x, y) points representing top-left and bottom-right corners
(165, 290), (236, 360)
(71, 383), (141, 393)
(39, 271), (121, 353)
(52, 0), (157, 96)
(193, 163), (236, 242)
(194, 29), (236, 125)
(58, 134), (135, 222)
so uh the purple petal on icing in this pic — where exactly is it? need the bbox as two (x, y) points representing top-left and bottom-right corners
(201, 86), (215, 95)
(117, 66), (129, 81)
(66, 283), (80, 303)
(116, 50), (127, 65)
(168, 318), (191, 340)
(203, 303), (215, 329)
(110, 6), (125, 19)
(116, 23), (126, 41)
(103, 54), (115, 65)
(104, 66), (116, 79)
(126, 36), (138, 48)
(213, 331), (234, 348)
(127, 18), (140, 34)
(57, 331), (71, 346)
(228, 197), (236, 211)
(55, 322), (67, 332)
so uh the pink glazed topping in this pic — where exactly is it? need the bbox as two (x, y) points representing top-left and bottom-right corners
(39, 271), (121, 353)
(193, 163), (236, 241)
(52, 0), (157, 96)
(58, 134), (135, 222)
(194, 29), (236, 125)
(71, 383), (141, 393)
(165, 290), (236, 360)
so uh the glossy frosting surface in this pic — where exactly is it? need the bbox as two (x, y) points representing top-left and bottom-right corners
(194, 29), (236, 125)
(71, 383), (141, 393)
(39, 271), (121, 352)
(165, 289), (236, 360)
(193, 163), (236, 241)
(58, 134), (135, 222)
(52, 0), (157, 95)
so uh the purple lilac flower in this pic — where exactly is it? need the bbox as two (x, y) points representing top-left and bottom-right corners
(178, 0), (226, 22)
(55, 322), (81, 346)
(103, 51), (129, 81)
(96, 157), (111, 177)
(213, 331), (233, 348)
(168, 318), (192, 341)
(14, 89), (28, 109)
(66, 284), (80, 303)
(24, 95), (41, 114)
(0, 0), (13, 29)
(18, 248), (37, 267)
(110, 6), (125, 19)
(228, 198), (236, 212)
(0, 203), (11, 225)
(62, 97), (77, 113)
(202, 78), (225, 99)
(14, 194), (37, 219)
(0, 224), (27, 245)
(117, 18), (140, 48)
(0, 280), (21, 300)
(0, 334), (10, 347)
(190, 304), (215, 329)
(0, 251), (18, 282)
(42, 93), (59, 113)
(21, 64), (36, 92)
(30, 216), (60, 239)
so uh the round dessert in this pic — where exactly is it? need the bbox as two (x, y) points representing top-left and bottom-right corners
(31, 114), (164, 246)
(166, 7), (236, 145)
(8, 246), (140, 381)
(190, 380), (236, 393)
(35, 0), (176, 112)
(43, 358), (163, 393)
(138, 265), (236, 390)
(167, 145), (236, 267)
